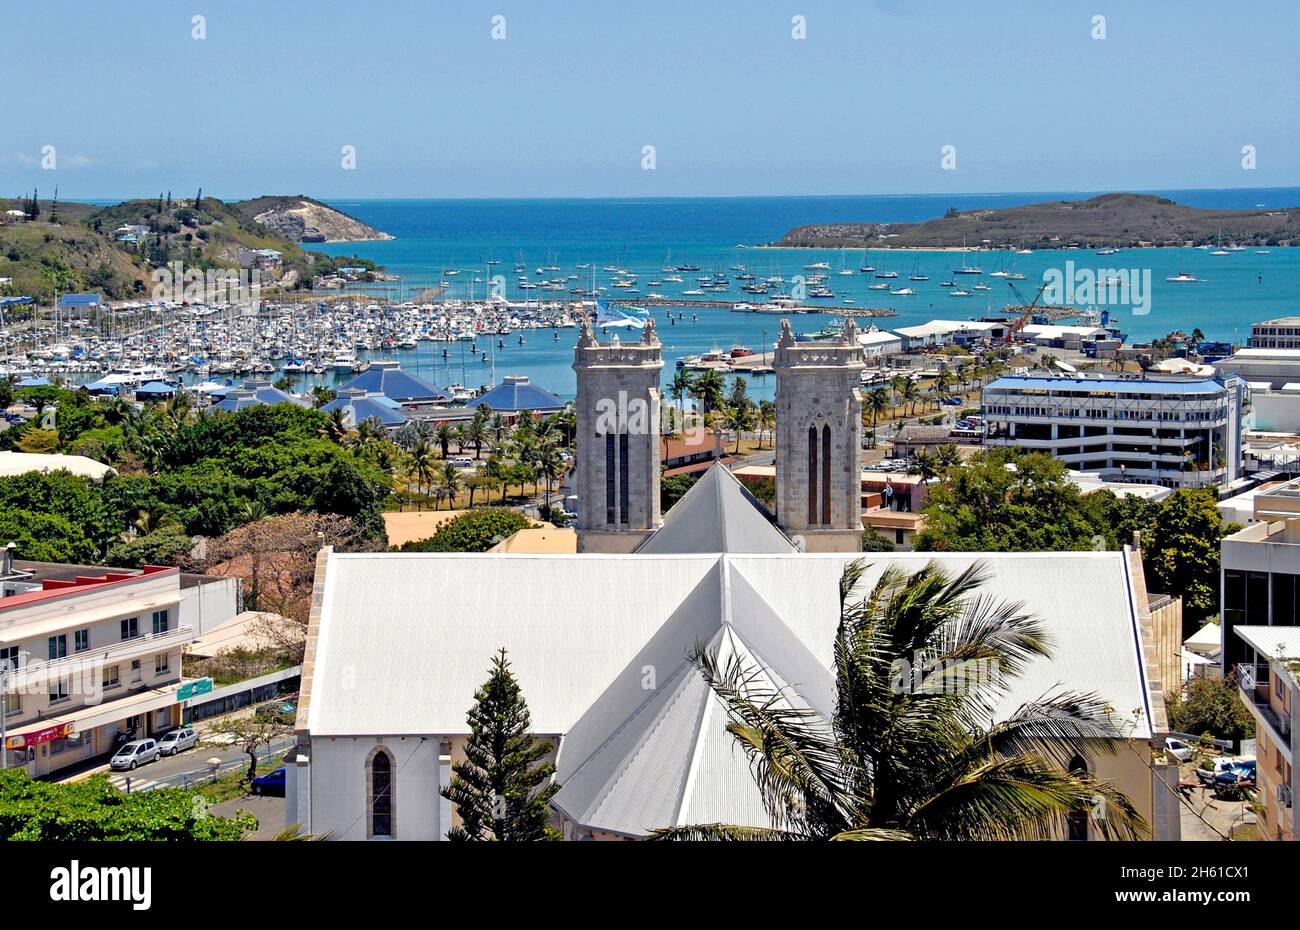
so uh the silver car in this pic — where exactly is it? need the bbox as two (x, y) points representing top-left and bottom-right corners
(110, 739), (160, 771)
(157, 727), (199, 756)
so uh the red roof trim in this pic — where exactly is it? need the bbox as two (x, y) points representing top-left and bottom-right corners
(0, 564), (177, 611)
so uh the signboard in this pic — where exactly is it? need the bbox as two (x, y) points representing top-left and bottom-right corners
(177, 678), (214, 702)
(5, 722), (75, 750)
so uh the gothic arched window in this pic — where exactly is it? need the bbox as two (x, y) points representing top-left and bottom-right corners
(807, 424), (819, 525)
(821, 423), (832, 525)
(367, 746), (395, 838)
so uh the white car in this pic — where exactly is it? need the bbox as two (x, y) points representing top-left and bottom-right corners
(448, 457), (474, 468)
(110, 739), (160, 771)
(157, 727), (199, 756)
(1163, 737), (1195, 762)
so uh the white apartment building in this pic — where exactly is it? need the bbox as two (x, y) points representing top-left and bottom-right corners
(1232, 626), (1297, 840)
(1249, 317), (1300, 350)
(1, 563), (199, 777)
(982, 372), (1244, 488)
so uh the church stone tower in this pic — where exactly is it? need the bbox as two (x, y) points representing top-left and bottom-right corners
(572, 318), (664, 553)
(774, 318), (865, 552)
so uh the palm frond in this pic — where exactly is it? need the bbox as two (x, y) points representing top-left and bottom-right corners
(648, 823), (811, 841)
(693, 643), (860, 836)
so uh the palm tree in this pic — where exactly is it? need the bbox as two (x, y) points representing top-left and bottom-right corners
(409, 438), (437, 508)
(652, 559), (1145, 841)
(691, 369), (726, 415)
(867, 387), (889, 428)
(536, 436), (566, 508)
(320, 408), (350, 444)
(907, 449), (940, 483)
(669, 370), (695, 433)
(439, 461), (463, 510)
(434, 423), (454, 458)
(933, 442), (962, 472)
(900, 379), (920, 418)
(466, 410), (489, 459)
(757, 400), (776, 449)
(488, 412), (511, 450)
(724, 402), (756, 454)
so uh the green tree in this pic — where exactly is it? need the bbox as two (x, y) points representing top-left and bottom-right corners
(398, 508), (532, 553)
(916, 447), (1106, 552)
(442, 649), (561, 841)
(866, 386), (890, 429)
(0, 769), (254, 840)
(1166, 674), (1255, 746)
(691, 369), (726, 414)
(652, 560), (1144, 841)
(1143, 489), (1237, 619)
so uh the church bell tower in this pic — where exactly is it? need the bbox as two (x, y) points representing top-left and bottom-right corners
(572, 318), (664, 553)
(773, 318), (864, 552)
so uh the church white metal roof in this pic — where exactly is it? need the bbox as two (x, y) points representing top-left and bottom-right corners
(635, 464), (796, 555)
(306, 546), (1155, 835)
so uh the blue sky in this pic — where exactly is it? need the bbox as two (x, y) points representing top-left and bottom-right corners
(5, 0), (1298, 199)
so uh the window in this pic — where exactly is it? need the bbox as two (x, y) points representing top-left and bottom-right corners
(120, 618), (139, 640)
(74, 629), (89, 653)
(131, 659), (141, 682)
(821, 423), (832, 525)
(618, 432), (630, 525)
(367, 747), (396, 838)
(604, 433), (616, 525)
(0, 645), (19, 673)
(807, 425), (818, 525)
(155, 654), (170, 675)
(3, 691), (19, 716)
(48, 635), (67, 661)
(102, 665), (120, 689)
(49, 677), (70, 703)
(151, 610), (169, 636)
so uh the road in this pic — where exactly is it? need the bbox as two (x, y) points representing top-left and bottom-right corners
(70, 734), (296, 794)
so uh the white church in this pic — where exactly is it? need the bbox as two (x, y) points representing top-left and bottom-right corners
(286, 319), (1180, 841)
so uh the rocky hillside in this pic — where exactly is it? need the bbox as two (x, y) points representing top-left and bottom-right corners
(235, 196), (392, 243)
(773, 193), (1299, 249)
(0, 195), (384, 301)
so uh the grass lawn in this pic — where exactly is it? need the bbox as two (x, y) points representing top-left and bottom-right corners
(197, 753), (285, 804)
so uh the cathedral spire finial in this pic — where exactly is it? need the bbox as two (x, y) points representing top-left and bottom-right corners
(577, 317), (597, 349)
(777, 319), (796, 348)
(640, 316), (659, 346)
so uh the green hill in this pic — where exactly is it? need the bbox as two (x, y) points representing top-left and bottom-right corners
(0, 194), (386, 302)
(772, 193), (1300, 249)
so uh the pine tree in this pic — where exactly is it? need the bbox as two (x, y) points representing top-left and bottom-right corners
(442, 648), (560, 841)
(49, 186), (59, 223)
(166, 190), (172, 208)
(195, 187), (202, 209)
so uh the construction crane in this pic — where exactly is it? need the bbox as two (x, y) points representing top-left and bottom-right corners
(1004, 281), (1051, 338)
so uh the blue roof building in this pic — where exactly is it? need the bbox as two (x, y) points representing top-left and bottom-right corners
(322, 389), (408, 429)
(213, 380), (309, 413)
(473, 375), (565, 414)
(134, 381), (177, 399)
(335, 360), (448, 405)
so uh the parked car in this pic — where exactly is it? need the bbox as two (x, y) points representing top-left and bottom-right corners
(110, 739), (160, 771)
(1163, 737), (1196, 762)
(1195, 755), (1255, 785)
(250, 767), (287, 797)
(157, 727), (199, 756)
(448, 457), (474, 468)
(941, 397), (962, 406)
(255, 698), (298, 721)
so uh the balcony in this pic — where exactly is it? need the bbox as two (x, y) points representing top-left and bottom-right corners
(1237, 663), (1294, 750)
(3, 625), (194, 691)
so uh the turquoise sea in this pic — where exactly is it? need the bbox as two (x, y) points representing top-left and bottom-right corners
(305, 189), (1300, 401)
